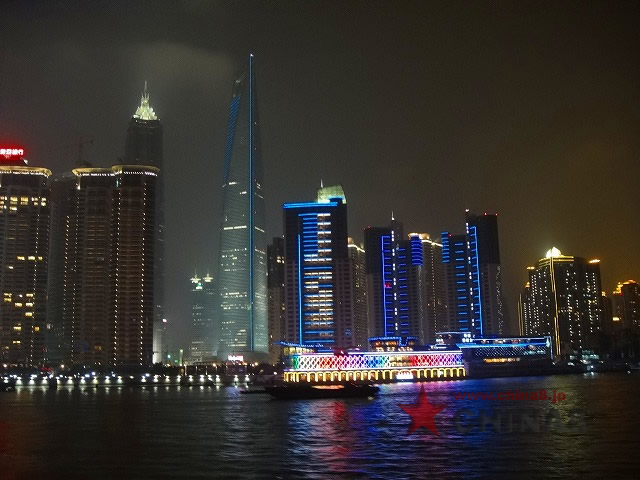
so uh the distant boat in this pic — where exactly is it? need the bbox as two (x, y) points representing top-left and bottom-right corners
(265, 383), (379, 400)
(239, 389), (269, 395)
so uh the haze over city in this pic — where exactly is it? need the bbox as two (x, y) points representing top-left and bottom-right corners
(2, 0), (638, 348)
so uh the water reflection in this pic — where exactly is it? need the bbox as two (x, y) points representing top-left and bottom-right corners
(0, 374), (638, 479)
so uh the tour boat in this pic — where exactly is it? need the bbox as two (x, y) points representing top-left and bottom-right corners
(265, 382), (379, 400)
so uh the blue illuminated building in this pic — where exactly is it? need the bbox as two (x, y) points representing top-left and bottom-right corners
(283, 185), (353, 350)
(217, 55), (267, 359)
(442, 211), (504, 337)
(364, 218), (425, 343)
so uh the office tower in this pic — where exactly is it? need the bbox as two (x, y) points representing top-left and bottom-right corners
(417, 233), (448, 343)
(0, 151), (51, 367)
(125, 83), (165, 364)
(218, 54), (267, 360)
(283, 185), (351, 349)
(347, 238), (368, 350)
(441, 211), (504, 337)
(612, 280), (640, 329)
(364, 220), (425, 343)
(63, 165), (157, 367)
(520, 247), (602, 356)
(189, 273), (216, 363)
(267, 237), (285, 363)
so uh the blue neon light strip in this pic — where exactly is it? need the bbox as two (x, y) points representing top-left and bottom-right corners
(469, 225), (483, 337)
(284, 202), (338, 209)
(297, 233), (303, 344)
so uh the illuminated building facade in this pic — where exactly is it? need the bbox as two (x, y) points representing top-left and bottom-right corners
(518, 281), (533, 336)
(417, 233), (448, 344)
(267, 237), (285, 363)
(189, 273), (216, 363)
(457, 336), (553, 376)
(521, 247), (603, 356)
(283, 350), (465, 382)
(369, 336), (417, 351)
(46, 172), (76, 365)
(612, 280), (640, 329)
(0, 153), (51, 367)
(364, 220), (425, 343)
(442, 211), (504, 337)
(63, 165), (158, 367)
(125, 83), (165, 364)
(283, 186), (355, 350)
(218, 55), (267, 359)
(347, 238), (368, 350)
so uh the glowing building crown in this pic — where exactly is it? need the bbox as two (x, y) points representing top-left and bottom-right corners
(133, 81), (158, 121)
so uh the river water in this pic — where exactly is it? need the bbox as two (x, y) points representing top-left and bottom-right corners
(1, 373), (638, 479)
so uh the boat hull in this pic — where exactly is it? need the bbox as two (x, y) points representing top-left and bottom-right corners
(265, 384), (379, 400)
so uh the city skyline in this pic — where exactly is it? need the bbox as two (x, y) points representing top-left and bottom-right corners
(1, 2), (638, 347)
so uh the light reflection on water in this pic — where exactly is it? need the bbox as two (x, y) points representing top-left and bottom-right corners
(1, 374), (638, 479)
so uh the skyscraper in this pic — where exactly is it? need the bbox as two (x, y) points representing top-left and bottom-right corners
(217, 55), (267, 360)
(0, 150), (51, 367)
(417, 233), (448, 344)
(347, 238), (368, 350)
(125, 83), (165, 364)
(62, 165), (158, 367)
(364, 220), (425, 343)
(189, 273), (216, 363)
(521, 247), (603, 356)
(442, 211), (504, 337)
(518, 280), (533, 336)
(46, 172), (76, 365)
(283, 186), (350, 349)
(267, 237), (285, 363)
(612, 280), (640, 329)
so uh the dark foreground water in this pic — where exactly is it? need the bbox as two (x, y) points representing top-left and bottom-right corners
(1, 373), (639, 479)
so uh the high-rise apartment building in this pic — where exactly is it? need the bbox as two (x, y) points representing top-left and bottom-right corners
(416, 233), (448, 344)
(189, 273), (216, 363)
(62, 165), (157, 367)
(364, 220), (425, 343)
(518, 281), (533, 336)
(267, 237), (285, 363)
(0, 151), (51, 367)
(347, 238), (368, 350)
(520, 247), (602, 356)
(125, 83), (165, 364)
(46, 172), (76, 365)
(442, 211), (504, 337)
(217, 55), (267, 360)
(612, 280), (640, 329)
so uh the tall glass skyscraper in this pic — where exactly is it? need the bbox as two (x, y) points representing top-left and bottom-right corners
(218, 55), (267, 359)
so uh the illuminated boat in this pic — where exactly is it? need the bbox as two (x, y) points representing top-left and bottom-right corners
(264, 383), (379, 400)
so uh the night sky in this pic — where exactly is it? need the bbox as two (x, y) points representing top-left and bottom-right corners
(1, 1), (638, 347)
